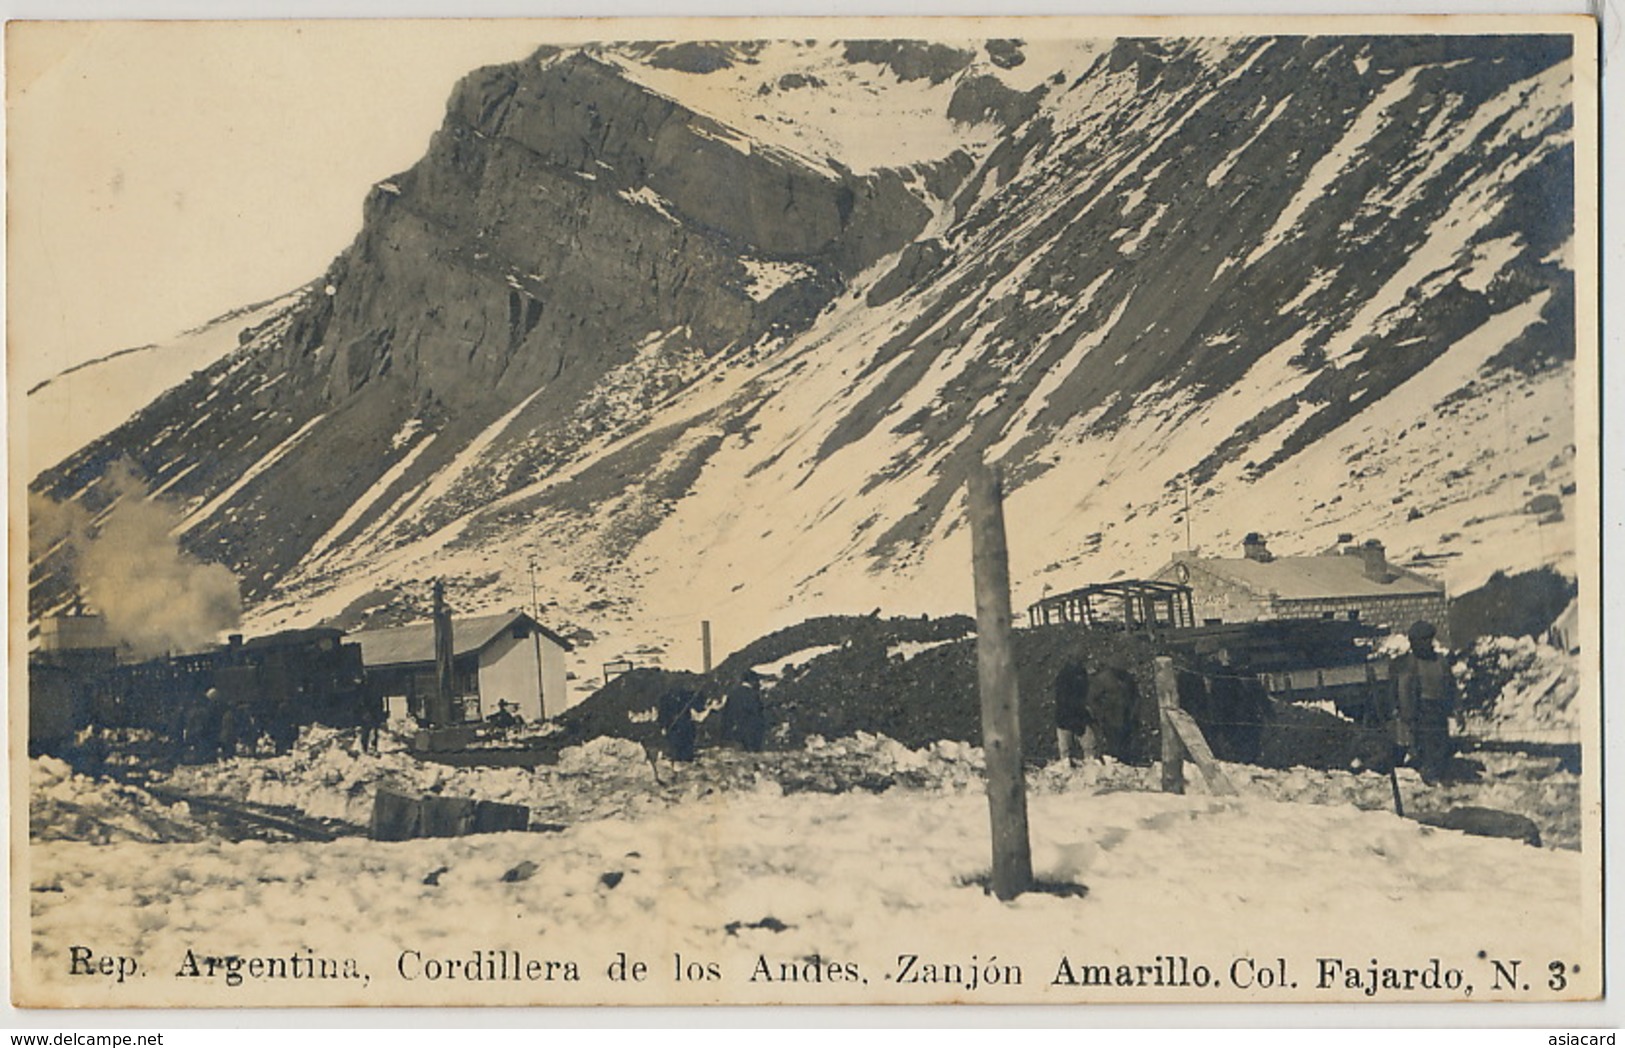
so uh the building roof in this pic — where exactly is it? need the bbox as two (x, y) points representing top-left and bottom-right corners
(348, 611), (571, 668)
(1174, 553), (1443, 601)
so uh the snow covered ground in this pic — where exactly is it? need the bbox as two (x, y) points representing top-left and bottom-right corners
(23, 698), (1597, 1007)
(1459, 635), (1581, 744)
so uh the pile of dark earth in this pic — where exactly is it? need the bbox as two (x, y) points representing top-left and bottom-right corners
(537, 614), (1393, 772)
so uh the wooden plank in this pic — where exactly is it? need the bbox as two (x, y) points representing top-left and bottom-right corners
(1165, 708), (1238, 796)
(967, 462), (1032, 901)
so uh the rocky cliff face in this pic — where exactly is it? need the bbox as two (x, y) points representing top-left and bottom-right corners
(31, 35), (1580, 681)
(35, 46), (944, 605)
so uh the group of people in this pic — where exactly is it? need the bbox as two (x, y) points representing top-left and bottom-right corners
(1049, 619), (1461, 783)
(167, 688), (301, 764)
(1051, 652), (1142, 766)
(164, 685), (394, 763)
(654, 670), (768, 770)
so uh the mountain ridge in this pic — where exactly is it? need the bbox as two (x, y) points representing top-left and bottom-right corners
(29, 35), (1580, 689)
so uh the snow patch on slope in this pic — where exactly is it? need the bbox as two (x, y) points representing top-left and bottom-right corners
(26, 291), (303, 475)
(173, 413), (328, 537)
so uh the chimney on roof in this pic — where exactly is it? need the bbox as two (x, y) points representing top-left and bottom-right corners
(1362, 539), (1389, 582)
(1242, 532), (1272, 562)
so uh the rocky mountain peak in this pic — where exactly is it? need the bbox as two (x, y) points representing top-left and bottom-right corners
(30, 34), (1580, 691)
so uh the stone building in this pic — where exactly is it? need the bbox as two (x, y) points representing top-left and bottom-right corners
(1151, 534), (1449, 643)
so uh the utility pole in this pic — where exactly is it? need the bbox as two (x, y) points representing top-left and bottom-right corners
(701, 620), (713, 674)
(432, 579), (456, 727)
(527, 559), (546, 719)
(1183, 474), (1193, 552)
(967, 461), (1033, 901)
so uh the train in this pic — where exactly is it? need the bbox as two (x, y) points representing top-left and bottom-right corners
(28, 620), (370, 760)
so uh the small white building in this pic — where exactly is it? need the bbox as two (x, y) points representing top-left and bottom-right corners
(349, 611), (573, 724)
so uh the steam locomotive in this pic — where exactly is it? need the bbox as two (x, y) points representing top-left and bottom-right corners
(28, 623), (368, 759)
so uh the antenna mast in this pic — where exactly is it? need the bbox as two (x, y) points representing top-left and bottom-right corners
(1183, 474), (1193, 552)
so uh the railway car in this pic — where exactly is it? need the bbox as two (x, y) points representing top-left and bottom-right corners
(27, 623), (368, 760)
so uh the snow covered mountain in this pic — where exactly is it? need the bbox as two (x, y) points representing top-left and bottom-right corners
(28, 35), (1581, 686)
(24, 292), (304, 477)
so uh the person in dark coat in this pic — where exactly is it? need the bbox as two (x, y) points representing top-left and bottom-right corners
(1053, 657), (1097, 765)
(485, 699), (519, 732)
(722, 670), (767, 752)
(266, 699), (299, 756)
(658, 685), (699, 763)
(358, 691), (386, 753)
(167, 703), (193, 764)
(217, 701), (242, 760)
(185, 699), (219, 763)
(1392, 620), (1459, 783)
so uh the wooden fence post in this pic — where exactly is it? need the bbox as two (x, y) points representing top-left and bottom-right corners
(968, 462), (1033, 901)
(1369, 658), (1404, 816)
(1165, 708), (1237, 796)
(1155, 655), (1185, 794)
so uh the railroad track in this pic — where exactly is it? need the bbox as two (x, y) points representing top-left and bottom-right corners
(99, 766), (358, 843)
(141, 784), (356, 843)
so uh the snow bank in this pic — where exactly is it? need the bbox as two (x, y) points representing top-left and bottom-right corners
(1457, 635), (1580, 743)
(30, 757), (206, 844)
(27, 766), (1591, 1005)
(132, 711), (1581, 853)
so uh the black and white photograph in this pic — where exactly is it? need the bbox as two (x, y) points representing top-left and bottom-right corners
(8, 15), (1602, 1009)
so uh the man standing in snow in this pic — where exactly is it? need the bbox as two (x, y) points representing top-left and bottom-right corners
(1053, 656), (1097, 765)
(358, 690), (386, 753)
(1392, 620), (1459, 783)
(217, 697), (242, 760)
(185, 692), (220, 763)
(722, 670), (767, 752)
(658, 683), (699, 764)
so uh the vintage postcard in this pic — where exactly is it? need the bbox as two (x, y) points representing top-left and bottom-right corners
(9, 15), (1602, 1009)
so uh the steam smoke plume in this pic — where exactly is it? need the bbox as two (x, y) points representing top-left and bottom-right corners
(35, 460), (242, 658)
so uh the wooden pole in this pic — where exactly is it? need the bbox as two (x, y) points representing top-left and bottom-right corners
(1155, 655), (1185, 794)
(967, 462), (1033, 901)
(1165, 708), (1237, 796)
(701, 621), (713, 674)
(1370, 659), (1405, 816)
(1183, 474), (1192, 551)
(432, 580), (456, 727)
